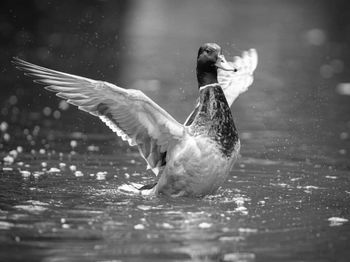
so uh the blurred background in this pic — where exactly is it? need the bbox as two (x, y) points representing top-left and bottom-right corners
(1, 0), (350, 166)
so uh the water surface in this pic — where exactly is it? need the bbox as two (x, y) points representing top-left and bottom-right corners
(1, 130), (349, 261)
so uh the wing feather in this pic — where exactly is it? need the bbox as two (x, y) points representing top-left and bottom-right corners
(218, 48), (258, 106)
(13, 57), (185, 174)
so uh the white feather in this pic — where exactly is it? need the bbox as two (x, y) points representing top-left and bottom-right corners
(13, 58), (185, 175)
(218, 48), (258, 106)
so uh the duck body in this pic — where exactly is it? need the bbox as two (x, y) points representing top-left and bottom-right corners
(154, 83), (240, 197)
(13, 42), (257, 197)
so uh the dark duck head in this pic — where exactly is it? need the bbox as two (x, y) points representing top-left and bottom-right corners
(190, 43), (240, 157)
(196, 43), (237, 88)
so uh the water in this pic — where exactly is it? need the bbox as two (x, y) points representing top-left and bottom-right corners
(1, 130), (349, 261)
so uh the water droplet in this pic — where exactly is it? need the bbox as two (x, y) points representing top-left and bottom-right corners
(9, 95), (18, 105)
(59, 100), (69, 111)
(74, 170), (84, 177)
(0, 121), (8, 132)
(33, 126), (40, 136)
(20, 170), (31, 177)
(134, 224), (145, 230)
(43, 106), (52, 116)
(53, 110), (61, 119)
(87, 144), (99, 152)
(48, 167), (60, 173)
(70, 140), (78, 148)
(3, 155), (14, 165)
(16, 146), (23, 153)
(39, 149), (46, 154)
(339, 149), (347, 155)
(198, 222), (212, 229)
(62, 223), (70, 229)
(59, 163), (66, 169)
(9, 150), (18, 158)
(336, 83), (350, 95)
(161, 223), (174, 229)
(340, 132), (349, 140)
(3, 133), (10, 142)
(325, 175), (337, 179)
(96, 171), (107, 180)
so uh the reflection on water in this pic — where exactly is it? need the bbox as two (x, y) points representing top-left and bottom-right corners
(1, 138), (349, 261)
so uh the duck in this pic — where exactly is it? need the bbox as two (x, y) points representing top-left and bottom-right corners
(185, 45), (257, 125)
(12, 43), (257, 197)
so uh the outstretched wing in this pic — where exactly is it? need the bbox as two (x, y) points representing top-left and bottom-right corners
(184, 48), (258, 126)
(13, 58), (185, 175)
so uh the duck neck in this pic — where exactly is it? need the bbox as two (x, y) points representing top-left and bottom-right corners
(196, 69), (218, 88)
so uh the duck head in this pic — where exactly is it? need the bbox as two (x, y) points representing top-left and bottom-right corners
(196, 43), (237, 88)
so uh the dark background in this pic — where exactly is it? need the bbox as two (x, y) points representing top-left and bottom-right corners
(1, 0), (350, 164)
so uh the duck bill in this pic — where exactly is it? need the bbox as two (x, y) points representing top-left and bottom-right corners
(215, 55), (237, 72)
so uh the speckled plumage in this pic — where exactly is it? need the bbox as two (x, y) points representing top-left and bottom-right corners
(188, 84), (238, 157)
